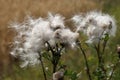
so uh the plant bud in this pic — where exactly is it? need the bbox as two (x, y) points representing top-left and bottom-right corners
(117, 45), (120, 58)
(53, 69), (65, 80)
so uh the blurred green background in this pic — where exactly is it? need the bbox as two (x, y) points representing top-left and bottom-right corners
(0, 0), (120, 80)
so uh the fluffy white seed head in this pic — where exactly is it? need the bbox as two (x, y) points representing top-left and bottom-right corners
(20, 52), (40, 68)
(72, 11), (116, 44)
(54, 28), (79, 48)
(87, 12), (116, 43)
(48, 12), (65, 30)
(95, 14), (116, 36)
(72, 15), (83, 26)
(10, 16), (54, 67)
(72, 15), (88, 33)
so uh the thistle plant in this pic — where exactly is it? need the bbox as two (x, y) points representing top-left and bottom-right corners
(10, 13), (79, 80)
(10, 11), (119, 80)
(72, 11), (118, 80)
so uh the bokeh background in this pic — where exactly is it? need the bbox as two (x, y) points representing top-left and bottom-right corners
(0, 0), (120, 80)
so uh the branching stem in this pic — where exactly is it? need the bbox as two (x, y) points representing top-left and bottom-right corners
(46, 41), (63, 73)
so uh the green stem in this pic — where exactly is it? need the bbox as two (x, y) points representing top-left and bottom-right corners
(94, 39), (107, 80)
(52, 48), (62, 73)
(79, 42), (92, 80)
(39, 53), (47, 80)
(108, 60), (120, 80)
(95, 40), (102, 66)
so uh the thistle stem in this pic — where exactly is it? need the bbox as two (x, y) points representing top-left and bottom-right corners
(39, 52), (47, 80)
(94, 41), (102, 66)
(102, 40), (108, 54)
(79, 42), (92, 80)
(53, 63), (57, 73)
(94, 40), (107, 80)
(108, 60), (120, 80)
(52, 49), (61, 73)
